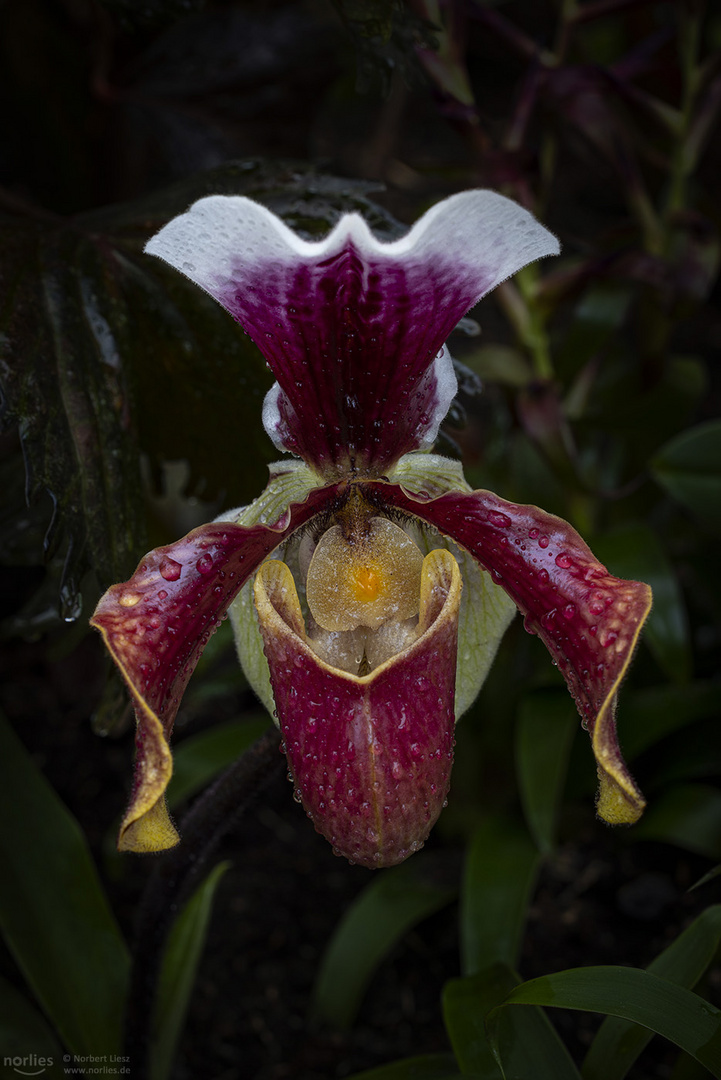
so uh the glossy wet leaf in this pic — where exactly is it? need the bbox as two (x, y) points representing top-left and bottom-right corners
(460, 818), (540, 976)
(0, 712), (129, 1057)
(150, 861), (230, 1080)
(583, 905), (721, 1080)
(652, 420), (721, 532)
(592, 524), (691, 684)
(515, 691), (577, 853)
(312, 856), (457, 1029)
(443, 964), (580, 1080)
(487, 967), (721, 1076)
(166, 716), (271, 808)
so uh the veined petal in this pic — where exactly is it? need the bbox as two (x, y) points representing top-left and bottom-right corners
(90, 483), (344, 853)
(145, 192), (559, 476)
(369, 482), (652, 825)
(254, 550), (462, 867)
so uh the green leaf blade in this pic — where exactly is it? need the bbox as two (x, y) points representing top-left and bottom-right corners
(488, 967), (721, 1076)
(312, 857), (457, 1030)
(150, 861), (231, 1080)
(0, 713), (130, 1057)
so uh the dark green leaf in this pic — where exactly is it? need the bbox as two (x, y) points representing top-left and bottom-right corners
(0, 712), (129, 1056)
(348, 1053), (461, 1080)
(592, 524), (691, 684)
(631, 784), (721, 858)
(0, 975), (65, 1078)
(583, 905), (721, 1080)
(443, 965), (580, 1079)
(312, 856), (457, 1029)
(150, 861), (230, 1080)
(652, 421), (721, 532)
(619, 682), (720, 760)
(487, 967), (721, 1077)
(167, 717), (270, 808)
(460, 818), (540, 977)
(515, 691), (577, 853)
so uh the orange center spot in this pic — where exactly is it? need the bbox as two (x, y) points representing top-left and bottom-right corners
(352, 565), (383, 603)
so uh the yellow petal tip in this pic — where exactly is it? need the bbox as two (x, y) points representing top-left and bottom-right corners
(596, 769), (645, 826)
(118, 796), (180, 853)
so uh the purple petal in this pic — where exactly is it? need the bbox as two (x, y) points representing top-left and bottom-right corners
(90, 484), (342, 852)
(145, 192), (559, 475)
(369, 482), (652, 825)
(254, 550), (462, 867)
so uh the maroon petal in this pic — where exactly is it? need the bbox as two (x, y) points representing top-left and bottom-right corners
(145, 192), (559, 476)
(90, 483), (342, 852)
(369, 482), (652, 825)
(254, 550), (462, 867)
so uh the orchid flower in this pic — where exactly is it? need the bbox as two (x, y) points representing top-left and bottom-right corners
(90, 190), (652, 868)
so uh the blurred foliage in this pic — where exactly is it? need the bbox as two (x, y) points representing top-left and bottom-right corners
(0, 0), (720, 1078)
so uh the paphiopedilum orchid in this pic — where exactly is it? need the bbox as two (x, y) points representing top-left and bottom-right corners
(91, 190), (652, 868)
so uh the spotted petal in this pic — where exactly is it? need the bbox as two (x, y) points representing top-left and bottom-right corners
(90, 484), (343, 852)
(145, 192), (559, 476)
(371, 482), (653, 825)
(254, 550), (462, 867)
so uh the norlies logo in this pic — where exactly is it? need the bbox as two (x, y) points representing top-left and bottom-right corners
(3, 1055), (53, 1076)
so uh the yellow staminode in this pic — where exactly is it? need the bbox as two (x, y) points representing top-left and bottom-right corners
(306, 516), (424, 632)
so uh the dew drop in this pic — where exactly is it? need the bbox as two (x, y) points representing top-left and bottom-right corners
(538, 535), (549, 548)
(157, 589), (168, 601)
(159, 558), (182, 582)
(562, 603), (576, 620)
(555, 552), (572, 569)
(488, 511), (511, 528)
(196, 553), (213, 574)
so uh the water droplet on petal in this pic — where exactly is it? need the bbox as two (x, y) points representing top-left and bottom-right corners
(159, 558), (182, 582)
(196, 554), (213, 574)
(555, 553), (572, 569)
(488, 511), (511, 528)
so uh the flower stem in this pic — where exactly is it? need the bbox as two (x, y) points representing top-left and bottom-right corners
(123, 726), (283, 1079)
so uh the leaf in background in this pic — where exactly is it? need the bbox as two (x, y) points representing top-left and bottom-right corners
(0, 219), (147, 616)
(592, 523), (691, 684)
(150, 861), (230, 1080)
(583, 905), (721, 1080)
(462, 344), (533, 388)
(347, 1053), (461, 1080)
(487, 967), (721, 1077)
(0, 711), (129, 1057)
(652, 420), (721, 533)
(166, 716), (271, 808)
(0, 975), (65, 1079)
(443, 964), (580, 1080)
(515, 691), (577, 854)
(618, 681), (719, 760)
(312, 855), (457, 1029)
(631, 783), (721, 859)
(460, 817), (540, 977)
(0, 161), (404, 618)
